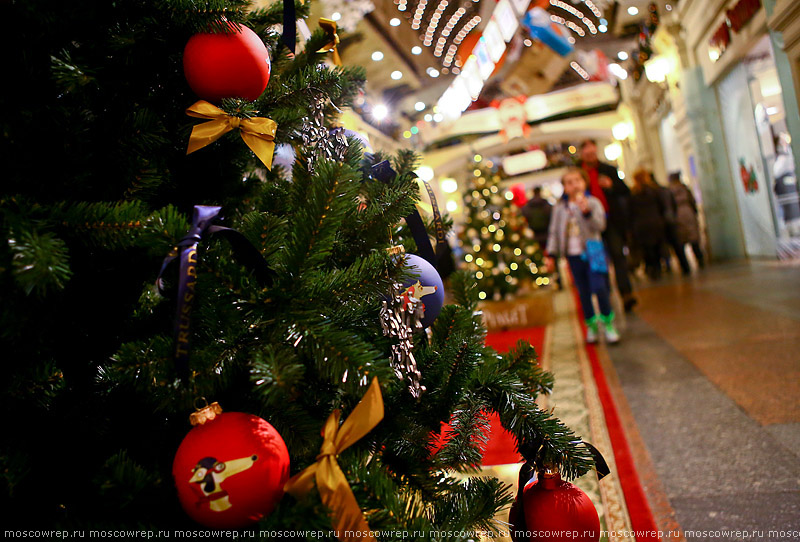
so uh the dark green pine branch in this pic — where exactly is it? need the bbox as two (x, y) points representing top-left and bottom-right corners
(344, 451), (434, 534)
(238, 210), (288, 263)
(499, 340), (553, 398)
(430, 476), (514, 535)
(430, 400), (490, 473)
(471, 368), (594, 479)
(282, 312), (392, 392)
(154, 0), (253, 33)
(8, 229), (73, 296)
(285, 159), (360, 274)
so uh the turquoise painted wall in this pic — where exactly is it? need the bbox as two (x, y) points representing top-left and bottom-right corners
(680, 67), (747, 260)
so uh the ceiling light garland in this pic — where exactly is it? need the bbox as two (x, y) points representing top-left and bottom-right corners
(550, 0), (597, 35)
(395, 0), (482, 67)
(453, 15), (481, 46)
(550, 0), (584, 20)
(411, 0), (427, 30)
(550, 14), (585, 37)
(442, 7), (467, 38)
(424, 0), (449, 39)
(570, 61), (590, 80)
(582, 0), (602, 18)
(443, 43), (458, 67)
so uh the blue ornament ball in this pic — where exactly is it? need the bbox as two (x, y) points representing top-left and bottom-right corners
(402, 254), (444, 328)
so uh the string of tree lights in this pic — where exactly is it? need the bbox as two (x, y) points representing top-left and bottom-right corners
(459, 159), (550, 301)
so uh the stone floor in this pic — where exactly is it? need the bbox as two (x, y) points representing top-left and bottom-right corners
(606, 261), (800, 542)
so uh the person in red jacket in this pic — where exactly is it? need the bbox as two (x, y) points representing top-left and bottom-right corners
(579, 139), (637, 312)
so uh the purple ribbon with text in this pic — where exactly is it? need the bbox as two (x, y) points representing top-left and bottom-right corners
(157, 205), (274, 382)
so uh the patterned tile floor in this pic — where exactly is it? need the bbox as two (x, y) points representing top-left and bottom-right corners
(606, 261), (800, 541)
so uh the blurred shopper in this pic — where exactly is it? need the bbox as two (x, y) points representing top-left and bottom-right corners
(546, 168), (619, 344)
(522, 186), (552, 246)
(656, 173), (691, 275)
(579, 139), (637, 312)
(631, 169), (667, 280)
(668, 172), (705, 269)
(522, 186), (562, 288)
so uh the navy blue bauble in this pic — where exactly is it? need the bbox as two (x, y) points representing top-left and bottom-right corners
(402, 254), (444, 328)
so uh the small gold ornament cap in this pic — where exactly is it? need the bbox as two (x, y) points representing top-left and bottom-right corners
(385, 244), (405, 256)
(190, 398), (223, 426)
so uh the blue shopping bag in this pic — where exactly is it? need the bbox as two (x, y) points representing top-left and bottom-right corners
(584, 239), (608, 273)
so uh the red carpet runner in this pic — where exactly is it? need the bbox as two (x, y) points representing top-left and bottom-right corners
(568, 287), (661, 540)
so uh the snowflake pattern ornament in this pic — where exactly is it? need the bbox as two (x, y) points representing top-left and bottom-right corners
(380, 281), (426, 398)
(295, 94), (349, 173)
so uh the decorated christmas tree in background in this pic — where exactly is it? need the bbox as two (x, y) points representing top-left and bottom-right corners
(459, 162), (550, 302)
(1, 0), (595, 534)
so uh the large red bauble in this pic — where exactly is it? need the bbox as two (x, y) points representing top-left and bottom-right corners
(173, 412), (290, 528)
(183, 24), (271, 102)
(509, 472), (600, 542)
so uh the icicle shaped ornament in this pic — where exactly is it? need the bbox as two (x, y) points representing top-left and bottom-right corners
(294, 94), (349, 174)
(380, 281), (426, 398)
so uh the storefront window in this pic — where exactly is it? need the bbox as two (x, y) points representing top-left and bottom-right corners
(717, 35), (800, 258)
(746, 37), (800, 250)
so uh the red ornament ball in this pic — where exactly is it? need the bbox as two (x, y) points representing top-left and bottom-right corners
(509, 471), (600, 542)
(510, 183), (528, 207)
(183, 23), (271, 103)
(173, 411), (290, 529)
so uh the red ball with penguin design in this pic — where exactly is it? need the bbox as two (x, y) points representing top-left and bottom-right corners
(172, 403), (290, 528)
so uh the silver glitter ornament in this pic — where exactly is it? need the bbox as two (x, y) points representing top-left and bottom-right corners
(295, 95), (349, 174)
(380, 281), (426, 398)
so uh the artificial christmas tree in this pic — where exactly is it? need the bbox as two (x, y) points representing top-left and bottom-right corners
(459, 163), (550, 301)
(1, 0), (594, 534)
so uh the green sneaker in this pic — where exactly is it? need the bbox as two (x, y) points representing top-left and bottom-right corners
(600, 312), (620, 344)
(585, 316), (599, 344)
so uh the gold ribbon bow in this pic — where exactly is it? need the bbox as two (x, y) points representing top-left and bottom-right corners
(318, 18), (342, 66)
(285, 377), (384, 542)
(186, 100), (277, 169)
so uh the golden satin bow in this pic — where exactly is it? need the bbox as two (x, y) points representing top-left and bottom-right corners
(186, 100), (277, 169)
(285, 377), (384, 542)
(318, 18), (342, 66)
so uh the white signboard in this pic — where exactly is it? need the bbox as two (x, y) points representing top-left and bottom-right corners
(503, 150), (548, 175)
(483, 20), (507, 63)
(511, 0), (531, 17)
(524, 82), (618, 121)
(438, 77), (473, 120)
(474, 40), (496, 81)
(461, 57), (483, 99)
(495, 0), (520, 42)
(441, 82), (619, 137)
